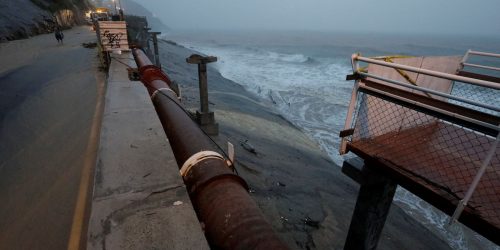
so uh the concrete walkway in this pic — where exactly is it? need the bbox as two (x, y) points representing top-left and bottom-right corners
(87, 52), (209, 250)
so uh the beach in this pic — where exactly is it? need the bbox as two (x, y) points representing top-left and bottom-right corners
(155, 39), (456, 249)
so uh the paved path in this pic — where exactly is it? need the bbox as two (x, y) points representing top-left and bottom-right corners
(0, 26), (105, 250)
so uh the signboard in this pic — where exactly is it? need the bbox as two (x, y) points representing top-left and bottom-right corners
(97, 21), (129, 51)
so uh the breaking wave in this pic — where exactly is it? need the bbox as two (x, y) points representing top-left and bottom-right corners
(180, 42), (353, 166)
(173, 37), (499, 250)
(267, 51), (314, 64)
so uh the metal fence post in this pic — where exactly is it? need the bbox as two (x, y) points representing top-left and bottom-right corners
(150, 31), (161, 68)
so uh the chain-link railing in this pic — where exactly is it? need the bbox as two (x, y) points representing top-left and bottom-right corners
(349, 91), (499, 228)
(450, 82), (500, 116)
(340, 51), (500, 240)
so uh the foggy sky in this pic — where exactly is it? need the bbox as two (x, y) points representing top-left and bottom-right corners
(133, 0), (500, 37)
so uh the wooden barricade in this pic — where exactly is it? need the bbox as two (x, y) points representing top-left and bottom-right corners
(97, 21), (129, 51)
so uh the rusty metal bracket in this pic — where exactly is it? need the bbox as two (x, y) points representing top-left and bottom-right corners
(346, 72), (363, 81)
(339, 128), (355, 138)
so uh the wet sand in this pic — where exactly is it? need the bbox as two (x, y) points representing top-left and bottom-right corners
(156, 40), (453, 249)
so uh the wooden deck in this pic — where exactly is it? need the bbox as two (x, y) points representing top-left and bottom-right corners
(347, 120), (500, 244)
(342, 53), (500, 246)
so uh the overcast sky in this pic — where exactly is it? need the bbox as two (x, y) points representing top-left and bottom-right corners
(133, 0), (500, 37)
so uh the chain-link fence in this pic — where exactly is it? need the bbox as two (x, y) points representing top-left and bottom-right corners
(339, 52), (500, 244)
(450, 82), (500, 116)
(347, 89), (499, 229)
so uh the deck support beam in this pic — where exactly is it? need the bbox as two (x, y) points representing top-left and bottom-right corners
(342, 158), (397, 250)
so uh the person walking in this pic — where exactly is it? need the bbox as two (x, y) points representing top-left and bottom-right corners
(55, 27), (64, 44)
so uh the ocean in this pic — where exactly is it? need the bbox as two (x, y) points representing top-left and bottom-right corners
(164, 30), (500, 249)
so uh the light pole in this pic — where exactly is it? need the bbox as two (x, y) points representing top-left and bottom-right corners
(118, 0), (123, 20)
(112, 0), (117, 14)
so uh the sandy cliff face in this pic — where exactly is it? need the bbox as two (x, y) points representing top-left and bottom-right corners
(0, 0), (90, 42)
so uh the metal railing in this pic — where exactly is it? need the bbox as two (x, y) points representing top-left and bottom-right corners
(340, 51), (500, 232)
(357, 55), (500, 89)
(461, 50), (500, 72)
(340, 52), (500, 155)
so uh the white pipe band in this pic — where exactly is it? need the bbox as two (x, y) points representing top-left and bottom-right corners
(151, 88), (177, 100)
(180, 151), (226, 177)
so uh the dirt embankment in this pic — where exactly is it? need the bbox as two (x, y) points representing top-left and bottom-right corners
(0, 0), (91, 42)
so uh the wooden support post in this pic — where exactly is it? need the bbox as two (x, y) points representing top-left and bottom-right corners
(342, 158), (397, 250)
(197, 63), (209, 113)
(186, 54), (219, 135)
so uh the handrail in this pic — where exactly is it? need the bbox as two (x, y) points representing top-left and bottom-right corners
(468, 50), (500, 58)
(462, 63), (500, 72)
(461, 50), (500, 72)
(354, 55), (500, 90)
(340, 52), (500, 155)
(359, 72), (500, 113)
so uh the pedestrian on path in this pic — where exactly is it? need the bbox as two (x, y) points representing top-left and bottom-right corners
(55, 27), (64, 44)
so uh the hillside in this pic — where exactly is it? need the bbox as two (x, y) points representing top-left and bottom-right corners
(0, 0), (91, 41)
(121, 0), (169, 33)
(0, 0), (168, 42)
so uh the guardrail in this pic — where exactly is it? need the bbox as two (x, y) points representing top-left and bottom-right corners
(461, 50), (500, 72)
(341, 53), (500, 154)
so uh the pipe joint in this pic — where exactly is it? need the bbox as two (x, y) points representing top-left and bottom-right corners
(139, 65), (172, 87)
(181, 157), (249, 195)
(151, 88), (178, 100)
(180, 151), (226, 177)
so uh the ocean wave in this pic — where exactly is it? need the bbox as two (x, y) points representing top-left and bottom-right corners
(267, 51), (314, 64)
(174, 39), (500, 250)
(172, 36), (500, 250)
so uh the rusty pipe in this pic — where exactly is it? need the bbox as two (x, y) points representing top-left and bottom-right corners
(132, 49), (288, 250)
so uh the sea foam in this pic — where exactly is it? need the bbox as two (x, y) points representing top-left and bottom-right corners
(172, 37), (498, 250)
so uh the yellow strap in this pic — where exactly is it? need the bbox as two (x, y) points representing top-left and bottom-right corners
(371, 55), (414, 60)
(368, 55), (417, 83)
(383, 57), (417, 85)
(382, 57), (432, 98)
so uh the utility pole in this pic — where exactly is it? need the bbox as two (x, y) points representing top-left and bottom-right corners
(112, 0), (117, 14)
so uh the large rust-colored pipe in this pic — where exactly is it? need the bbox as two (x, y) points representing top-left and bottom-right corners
(132, 49), (288, 250)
